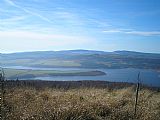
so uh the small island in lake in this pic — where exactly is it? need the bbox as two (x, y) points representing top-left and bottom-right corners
(4, 68), (106, 79)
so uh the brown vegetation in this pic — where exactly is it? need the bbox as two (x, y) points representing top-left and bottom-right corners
(3, 81), (160, 120)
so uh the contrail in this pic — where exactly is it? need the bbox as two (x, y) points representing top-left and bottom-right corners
(4, 0), (53, 23)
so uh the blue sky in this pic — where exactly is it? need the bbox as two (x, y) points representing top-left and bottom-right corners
(0, 0), (160, 53)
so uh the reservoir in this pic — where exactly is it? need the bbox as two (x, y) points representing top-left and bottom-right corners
(3, 66), (160, 87)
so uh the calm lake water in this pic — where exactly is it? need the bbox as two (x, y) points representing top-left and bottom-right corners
(4, 66), (160, 87)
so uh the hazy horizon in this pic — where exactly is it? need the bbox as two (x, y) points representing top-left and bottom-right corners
(0, 0), (160, 53)
(1, 49), (160, 54)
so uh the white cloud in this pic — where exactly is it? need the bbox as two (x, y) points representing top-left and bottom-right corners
(125, 31), (160, 36)
(102, 30), (122, 33)
(0, 31), (94, 53)
(103, 29), (160, 36)
(0, 16), (27, 25)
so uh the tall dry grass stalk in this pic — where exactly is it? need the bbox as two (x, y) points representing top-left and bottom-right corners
(0, 69), (6, 120)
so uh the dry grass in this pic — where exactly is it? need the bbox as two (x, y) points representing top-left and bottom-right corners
(4, 87), (160, 120)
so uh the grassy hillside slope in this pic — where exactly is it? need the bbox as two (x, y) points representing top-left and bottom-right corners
(4, 81), (160, 120)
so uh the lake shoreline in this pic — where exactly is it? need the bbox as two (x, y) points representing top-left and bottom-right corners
(5, 80), (160, 90)
(3, 66), (160, 87)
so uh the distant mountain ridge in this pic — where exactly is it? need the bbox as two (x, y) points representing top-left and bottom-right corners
(1, 49), (160, 55)
(114, 50), (160, 55)
(1, 49), (107, 55)
(0, 50), (160, 69)
(1, 50), (160, 59)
